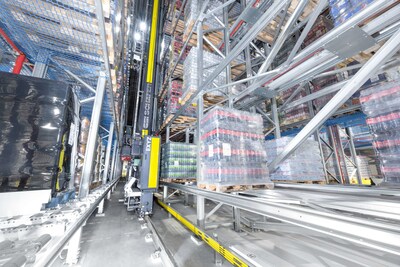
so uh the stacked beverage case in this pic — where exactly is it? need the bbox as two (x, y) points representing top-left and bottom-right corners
(329, 0), (374, 27)
(360, 79), (400, 183)
(199, 107), (270, 186)
(184, 0), (222, 33)
(161, 142), (197, 179)
(265, 137), (325, 181)
(183, 47), (226, 99)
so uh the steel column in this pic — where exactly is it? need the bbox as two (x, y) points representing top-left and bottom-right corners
(197, 195), (205, 229)
(271, 97), (281, 138)
(69, 91), (81, 190)
(268, 27), (400, 171)
(102, 122), (114, 185)
(94, 0), (118, 133)
(110, 140), (118, 181)
(347, 127), (363, 185)
(79, 74), (107, 198)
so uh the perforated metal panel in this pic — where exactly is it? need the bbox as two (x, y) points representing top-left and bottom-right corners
(0, 0), (117, 131)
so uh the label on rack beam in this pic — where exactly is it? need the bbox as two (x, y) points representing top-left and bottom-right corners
(222, 143), (231, 156)
(174, 160), (179, 166)
(208, 145), (214, 157)
(68, 123), (75, 146)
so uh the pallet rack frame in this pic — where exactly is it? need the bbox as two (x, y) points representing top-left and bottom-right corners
(157, 0), (400, 256)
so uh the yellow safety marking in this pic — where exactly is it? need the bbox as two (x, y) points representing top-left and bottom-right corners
(56, 133), (67, 191)
(157, 199), (248, 267)
(148, 138), (160, 188)
(146, 0), (159, 84)
(142, 129), (149, 137)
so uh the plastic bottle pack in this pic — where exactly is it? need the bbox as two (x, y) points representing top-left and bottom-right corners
(265, 137), (325, 181)
(360, 79), (400, 183)
(199, 107), (270, 186)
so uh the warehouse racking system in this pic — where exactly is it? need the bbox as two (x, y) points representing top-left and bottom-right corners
(0, 0), (400, 266)
(155, 0), (400, 265)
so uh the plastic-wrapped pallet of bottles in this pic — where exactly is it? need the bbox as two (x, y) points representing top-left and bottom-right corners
(199, 107), (270, 188)
(329, 0), (374, 27)
(184, 0), (222, 35)
(303, 15), (333, 47)
(360, 79), (400, 184)
(183, 47), (226, 99)
(266, 137), (325, 181)
(168, 80), (196, 116)
(160, 142), (197, 180)
(279, 86), (310, 125)
(311, 70), (340, 111)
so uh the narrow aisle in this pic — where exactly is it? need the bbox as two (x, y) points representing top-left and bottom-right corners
(53, 182), (163, 267)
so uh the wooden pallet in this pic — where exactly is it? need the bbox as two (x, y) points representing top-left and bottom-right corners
(183, 20), (224, 49)
(198, 183), (274, 193)
(257, 0), (318, 44)
(161, 178), (196, 184)
(168, 61), (184, 78)
(160, 114), (197, 131)
(274, 180), (326, 185)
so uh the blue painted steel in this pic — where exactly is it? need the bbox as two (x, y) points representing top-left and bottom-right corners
(0, 0), (115, 131)
(266, 112), (368, 140)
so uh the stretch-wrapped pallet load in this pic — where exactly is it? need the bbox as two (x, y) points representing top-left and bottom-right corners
(360, 79), (400, 184)
(161, 142), (197, 180)
(183, 47), (226, 99)
(329, 0), (374, 27)
(303, 15), (333, 47)
(266, 137), (325, 181)
(311, 69), (340, 112)
(199, 107), (270, 190)
(170, 35), (191, 66)
(279, 86), (310, 125)
(184, 0), (222, 34)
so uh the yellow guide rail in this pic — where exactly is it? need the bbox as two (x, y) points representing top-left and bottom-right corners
(157, 199), (248, 267)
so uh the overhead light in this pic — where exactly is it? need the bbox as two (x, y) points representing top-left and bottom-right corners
(161, 40), (165, 51)
(41, 123), (57, 130)
(134, 32), (141, 41)
(53, 108), (60, 116)
(139, 21), (146, 31)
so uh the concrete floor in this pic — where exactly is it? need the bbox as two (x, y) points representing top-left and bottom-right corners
(50, 188), (400, 267)
(51, 182), (163, 267)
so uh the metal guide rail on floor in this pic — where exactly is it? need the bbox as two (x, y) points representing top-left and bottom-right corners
(157, 199), (249, 267)
(0, 178), (119, 267)
(160, 181), (400, 256)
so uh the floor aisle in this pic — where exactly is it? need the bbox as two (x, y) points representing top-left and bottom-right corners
(51, 182), (163, 267)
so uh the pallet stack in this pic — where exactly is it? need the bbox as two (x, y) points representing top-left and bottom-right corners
(360, 79), (400, 184)
(279, 85), (310, 125)
(182, 47), (226, 104)
(160, 142), (197, 181)
(266, 137), (325, 182)
(199, 107), (270, 192)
